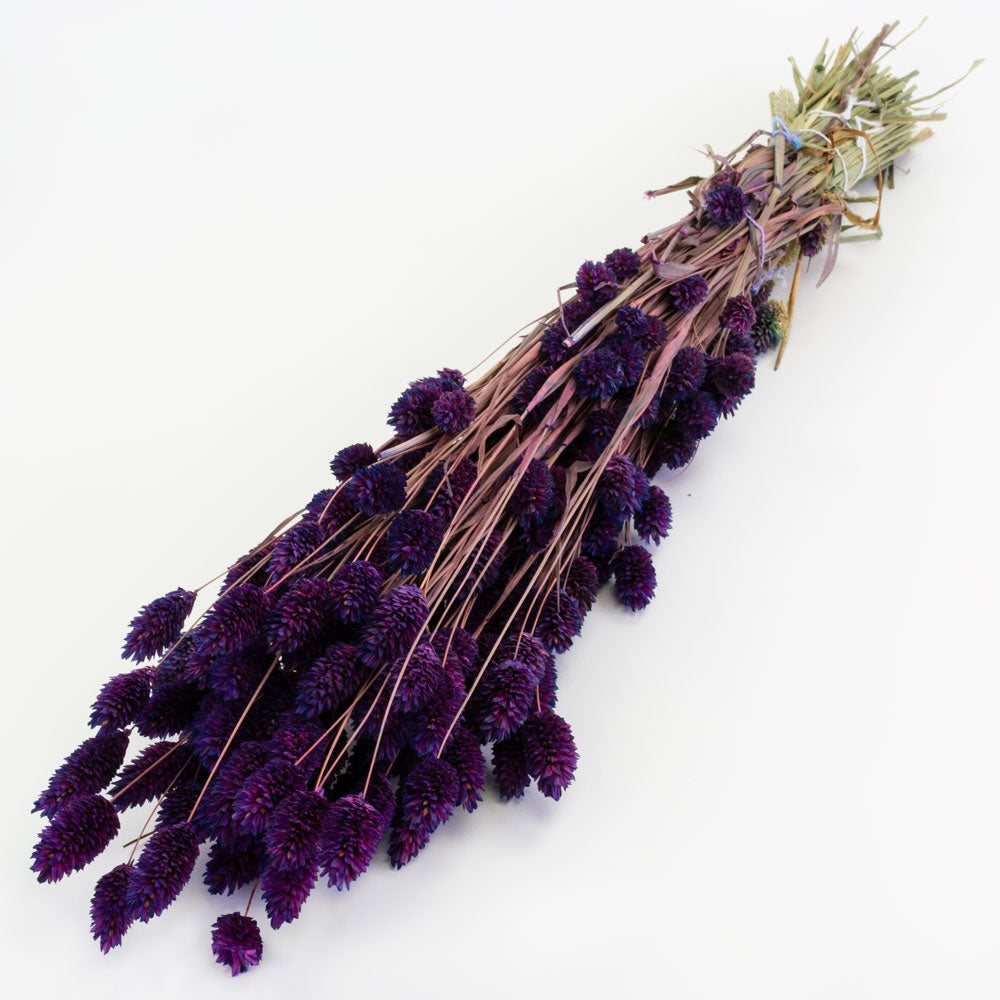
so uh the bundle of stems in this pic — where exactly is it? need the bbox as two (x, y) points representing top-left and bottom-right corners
(30, 23), (967, 977)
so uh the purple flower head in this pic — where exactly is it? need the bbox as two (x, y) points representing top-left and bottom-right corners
(598, 454), (650, 520)
(198, 741), (269, 843)
(670, 274), (710, 311)
(538, 657), (559, 711)
(126, 822), (200, 922)
(604, 247), (642, 282)
(394, 642), (443, 713)
(34, 729), (130, 819)
(90, 864), (133, 953)
(262, 860), (317, 929)
(723, 329), (757, 358)
(523, 710), (578, 800)
(800, 224), (825, 257)
(674, 390), (720, 440)
(565, 556), (600, 610)
(318, 794), (384, 890)
(639, 315), (668, 353)
(476, 660), (536, 742)
(122, 588), (196, 663)
(307, 488), (356, 538)
(198, 584), (268, 656)
(346, 462), (408, 517)
(496, 633), (551, 686)
(663, 346), (709, 402)
(537, 590), (583, 654)
(269, 719), (326, 770)
(491, 733), (531, 800)
(89, 669), (151, 730)
(149, 782), (196, 833)
(431, 387), (476, 435)
(612, 545), (657, 611)
(539, 326), (578, 366)
(31, 794), (119, 883)
(581, 508), (622, 562)
(387, 379), (440, 439)
(267, 577), (334, 654)
(295, 642), (363, 719)
(222, 547), (273, 591)
(638, 389), (661, 430)
(212, 912), (263, 976)
(386, 509), (444, 576)
(402, 757), (459, 832)
(580, 407), (620, 460)
(709, 351), (756, 400)
(233, 761), (305, 835)
(358, 584), (429, 668)
(704, 181), (748, 227)
(191, 698), (244, 768)
(606, 333), (647, 387)
(437, 367), (465, 386)
(268, 520), (321, 580)
(329, 560), (382, 625)
(210, 645), (269, 702)
(265, 789), (329, 871)
(330, 442), (377, 481)
(574, 347), (624, 400)
(575, 259), (617, 306)
(719, 295), (756, 336)
(651, 427), (699, 473)
(407, 679), (464, 758)
(430, 628), (479, 680)
(508, 458), (555, 527)
(444, 726), (486, 813)
(136, 679), (201, 738)
(204, 836), (264, 895)
(422, 458), (478, 521)
(635, 486), (672, 544)
(615, 305), (649, 340)
(388, 812), (431, 869)
(108, 739), (180, 811)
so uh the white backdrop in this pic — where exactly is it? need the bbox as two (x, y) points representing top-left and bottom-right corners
(2, 3), (998, 998)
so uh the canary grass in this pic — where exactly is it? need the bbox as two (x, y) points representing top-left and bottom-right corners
(30, 23), (972, 977)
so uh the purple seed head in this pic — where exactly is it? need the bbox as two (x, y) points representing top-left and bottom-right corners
(491, 732), (531, 800)
(431, 387), (476, 435)
(261, 860), (317, 929)
(89, 669), (151, 730)
(539, 325), (578, 366)
(204, 837), (265, 896)
(198, 584), (268, 656)
(670, 274), (710, 311)
(318, 794), (384, 890)
(522, 710), (579, 800)
(422, 458), (478, 521)
(31, 794), (120, 883)
(565, 556), (600, 610)
(266, 577), (334, 654)
(402, 757), (459, 833)
(612, 545), (657, 611)
(358, 584), (429, 669)
(268, 521), (321, 580)
(719, 295), (756, 336)
(605, 332), (647, 387)
(536, 590), (583, 654)
(329, 560), (382, 625)
(211, 912), (263, 976)
(476, 659), (536, 742)
(704, 181), (748, 227)
(330, 442), (377, 481)
(136, 679), (201, 738)
(800, 224), (825, 257)
(634, 485), (672, 544)
(233, 761), (305, 835)
(604, 247), (642, 282)
(573, 347), (624, 400)
(575, 260), (617, 305)
(598, 454), (649, 520)
(125, 822), (200, 922)
(108, 739), (181, 811)
(264, 789), (329, 872)
(663, 346), (709, 402)
(443, 726), (486, 813)
(709, 351), (756, 399)
(122, 588), (197, 663)
(673, 390), (720, 440)
(295, 642), (364, 719)
(508, 458), (555, 527)
(385, 509), (444, 576)
(90, 863), (133, 952)
(346, 463), (408, 517)
(394, 642), (443, 714)
(34, 729), (131, 819)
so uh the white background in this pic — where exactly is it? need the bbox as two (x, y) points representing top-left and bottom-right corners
(2, 2), (998, 997)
